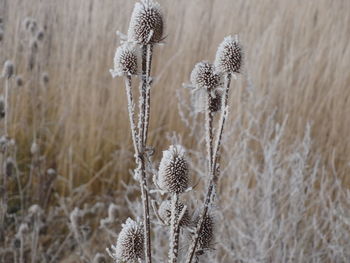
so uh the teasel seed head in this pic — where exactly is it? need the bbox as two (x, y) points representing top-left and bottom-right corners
(128, 0), (164, 45)
(16, 76), (24, 87)
(190, 61), (221, 90)
(158, 199), (191, 227)
(109, 218), (144, 262)
(2, 60), (14, 79)
(4, 157), (16, 177)
(158, 145), (189, 194)
(194, 214), (215, 251)
(110, 42), (140, 77)
(192, 89), (222, 113)
(215, 35), (243, 74)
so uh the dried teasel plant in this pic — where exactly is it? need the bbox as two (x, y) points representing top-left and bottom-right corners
(109, 1), (164, 262)
(109, 1), (242, 262)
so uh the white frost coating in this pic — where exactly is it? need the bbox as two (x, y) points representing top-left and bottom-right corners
(214, 35), (243, 74)
(128, 0), (164, 45)
(157, 145), (189, 194)
(190, 61), (221, 90)
(108, 218), (144, 262)
(110, 42), (141, 77)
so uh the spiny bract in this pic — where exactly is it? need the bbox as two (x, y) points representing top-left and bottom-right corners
(192, 89), (222, 113)
(194, 214), (214, 251)
(158, 199), (191, 227)
(190, 61), (221, 90)
(128, 0), (164, 45)
(110, 43), (140, 77)
(158, 145), (189, 194)
(215, 35), (243, 74)
(109, 218), (144, 262)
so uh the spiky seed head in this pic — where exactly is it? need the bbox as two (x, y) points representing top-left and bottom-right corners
(158, 145), (189, 194)
(194, 214), (215, 250)
(128, 0), (164, 44)
(16, 76), (24, 87)
(2, 60), (14, 79)
(109, 218), (144, 261)
(215, 35), (243, 74)
(158, 199), (191, 227)
(37, 30), (44, 41)
(4, 157), (15, 177)
(190, 61), (221, 90)
(192, 89), (222, 113)
(110, 43), (140, 77)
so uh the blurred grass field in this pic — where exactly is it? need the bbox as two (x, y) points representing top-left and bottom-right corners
(1, 0), (349, 194)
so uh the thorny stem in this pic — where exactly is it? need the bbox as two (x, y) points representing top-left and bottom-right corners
(185, 74), (232, 263)
(205, 90), (214, 175)
(124, 75), (139, 154)
(169, 194), (179, 263)
(143, 44), (153, 145)
(212, 73), (232, 175)
(138, 44), (152, 263)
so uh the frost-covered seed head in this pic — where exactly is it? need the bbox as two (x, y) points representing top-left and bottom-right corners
(158, 145), (189, 194)
(190, 61), (221, 90)
(192, 89), (222, 113)
(194, 214), (214, 250)
(111, 218), (144, 261)
(215, 35), (243, 74)
(158, 200), (191, 227)
(31, 141), (39, 155)
(110, 43), (140, 77)
(128, 0), (164, 44)
(2, 60), (14, 79)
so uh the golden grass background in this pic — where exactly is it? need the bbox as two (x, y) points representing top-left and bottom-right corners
(1, 0), (350, 193)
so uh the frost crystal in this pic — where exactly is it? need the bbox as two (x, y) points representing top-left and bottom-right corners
(110, 43), (140, 77)
(158, 145), (189, 194)
(108, 218), (144, 262)
(214, 35), (243, 74)
(128, 0), (164, 45)
(190, 61), (221, 90)
(158, 199), (190, 227)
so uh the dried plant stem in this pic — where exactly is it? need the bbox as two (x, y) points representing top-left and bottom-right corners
(186, 75), (232, 263)
(4, 78), (9, 135)
(124, 75), (139, 154)
(169, 194), (179, 263)
(137, 44), (152, 263)
(205, 92), (214, 174)
(143, 44), (153, 145)
(212, 73), (232, 171)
